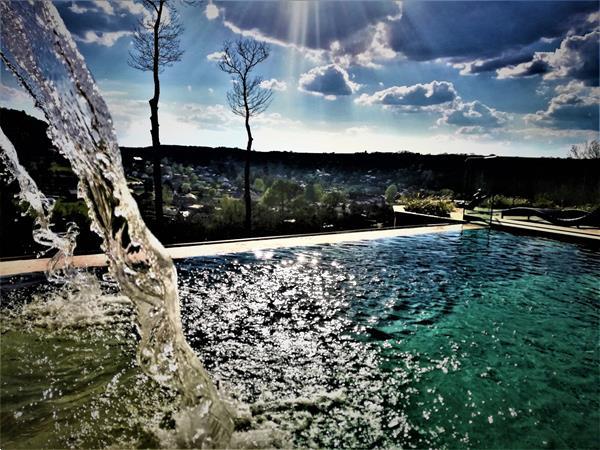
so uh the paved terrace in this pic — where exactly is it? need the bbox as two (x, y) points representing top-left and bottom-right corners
(463, 209), (600, 243)
(490, 217), (600, 242)
(0, 224), (480, 277)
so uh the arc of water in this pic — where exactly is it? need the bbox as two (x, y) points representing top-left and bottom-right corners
(0, 1), (233, 446)
(0, 128), (79, 281)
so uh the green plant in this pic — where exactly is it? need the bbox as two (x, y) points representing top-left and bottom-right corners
(253, 177), (266, 193)
(261, 179), (303, 215)
(401, 195), (454, 217)
(486, 195), (529, 209)
(162, 186), (174, 205)
(304, 183), (323, 203)
(385, 184), (398, 205)
(322, 190), (347, 210)
(180, 182), (191, 194)
(215, 196), (244, 226)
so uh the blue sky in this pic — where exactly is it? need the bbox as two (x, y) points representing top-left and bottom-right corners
(1, 1), (599, 156)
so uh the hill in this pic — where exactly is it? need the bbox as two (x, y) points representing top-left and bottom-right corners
(1, 107), (598, 256)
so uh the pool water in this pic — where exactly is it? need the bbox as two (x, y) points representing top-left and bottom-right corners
(1, 229), (599, 448)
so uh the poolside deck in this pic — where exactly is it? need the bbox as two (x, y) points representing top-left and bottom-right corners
(0, 223), (481, 277)
(489, 217), (600, 243)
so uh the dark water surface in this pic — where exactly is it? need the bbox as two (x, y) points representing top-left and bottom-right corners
(2, 229), (599, 448)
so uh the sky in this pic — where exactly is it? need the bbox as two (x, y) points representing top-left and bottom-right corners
(1, 0), (599, 156)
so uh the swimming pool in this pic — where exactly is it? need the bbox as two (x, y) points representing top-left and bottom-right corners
(1, 229), (599, 448)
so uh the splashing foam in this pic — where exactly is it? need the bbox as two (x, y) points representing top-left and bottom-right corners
(0, 128), (78, 281)
(0, 1), (233, 446)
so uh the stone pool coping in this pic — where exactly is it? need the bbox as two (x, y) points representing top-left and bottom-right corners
(0, 223), (481, 277)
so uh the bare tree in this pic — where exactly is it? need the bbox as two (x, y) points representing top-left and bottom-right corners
(217, 38), (273, 234)
(129, 0), (184, 226)
(568, 140), (600, 159)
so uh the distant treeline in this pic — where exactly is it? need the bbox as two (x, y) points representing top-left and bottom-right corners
(122, 144), (600, 205)
(465, 156), (600, 206)
(1, 107), (599, 257)
(122, 145), (468, 192)
(2, 106), (597, 202)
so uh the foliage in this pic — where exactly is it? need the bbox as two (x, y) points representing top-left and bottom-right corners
(385, 184), (398, 205)
(180, 182), (192, 194)
(162, 185), (173, 205)
(304, 182), (323, 203)
(401, 195), (454, 217)
(51, 199), (90, 225)
(531, 195), (557, 209)
(48, 162), (72, 174)
(322, 190), (347, 210)
(253, 177), (266, 193)
(261, 179), (303, 214)
(482, 195), (529, 209)
(215, 196), (244, 226)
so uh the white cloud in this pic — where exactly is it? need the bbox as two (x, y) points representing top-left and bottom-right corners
(524, 81), (600, 130)
(92, 0), (115, 15)
(206, 51), (225, 62)
(0, 84), (45, 120)
(345, 126), (374, 135)
(69, 0), (126, 16)
(76, 30), (132, 47)
(223, 20), (326, 63)
(178, 103), (235, 130)
(68, 3), (89, 14)
(355, 81), (457, 109)
(386, 2), (403, 21)
(205, 3), (219, 20)
(97, 90), (148, 141)
(298, 64), (360, 100)
(187, 85), (192, 92)
(95, 84), (559, 156)
(497, 29), (599, 85)
(259, 79), (287, 91)
(437, 100), (510, 132)
(177, 103), (300, 131)
(253, 112), (302, 129)
(332, 22), (397, 69)
(114, 0), (146, 17)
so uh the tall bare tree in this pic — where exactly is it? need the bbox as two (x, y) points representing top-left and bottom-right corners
(129, 0), (184, 226)
(217, 38), (273, 234)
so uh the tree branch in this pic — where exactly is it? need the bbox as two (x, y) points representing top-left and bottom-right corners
(217, 38), (273, 118)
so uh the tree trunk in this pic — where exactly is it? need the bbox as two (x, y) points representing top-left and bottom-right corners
(150, 99), (162, 225)
(244, 114), (253, 235)
(150, 1), (163, 226)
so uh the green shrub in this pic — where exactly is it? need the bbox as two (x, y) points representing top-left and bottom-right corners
(180, 182), (192, 194)
(385, 184), (398, 205)
(487, 195), (530, 209)
(531, 195), (557, 209)
(401, 195), (454, 217)
(253, 177), (266, 193)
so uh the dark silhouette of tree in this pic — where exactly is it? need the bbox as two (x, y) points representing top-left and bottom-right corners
(128, 0), (184, 226)
(569, 140), (600, 159)
(217, 38), (273, 234)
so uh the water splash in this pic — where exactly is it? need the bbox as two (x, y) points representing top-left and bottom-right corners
(0, 1), (233, 446)
(0, 128), (78, 281)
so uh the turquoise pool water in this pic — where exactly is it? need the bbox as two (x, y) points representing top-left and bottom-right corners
(1, 229), (599, 448)
(177, 229), (599, 448)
